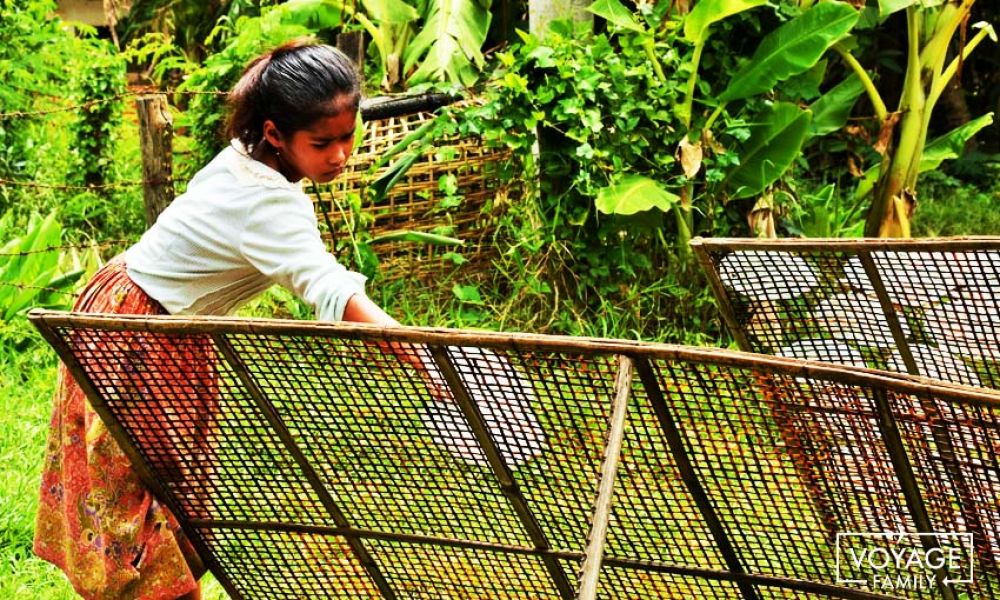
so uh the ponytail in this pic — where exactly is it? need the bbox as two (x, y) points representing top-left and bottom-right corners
(225, 39), (361, 153)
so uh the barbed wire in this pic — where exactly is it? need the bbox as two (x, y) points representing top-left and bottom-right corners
(0, 281), (80, 298)
(0, 177), (172, 191)
(0, 89), (227, 120)
(0, 240), (133, 258)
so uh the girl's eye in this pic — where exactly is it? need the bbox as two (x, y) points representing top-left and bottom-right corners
(312, 142), (329, 149)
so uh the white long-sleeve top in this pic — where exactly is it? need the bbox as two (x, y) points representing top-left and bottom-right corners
(124, 142), (366, 321)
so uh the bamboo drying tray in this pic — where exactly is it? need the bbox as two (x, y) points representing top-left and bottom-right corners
(30, 308), (1000, 600)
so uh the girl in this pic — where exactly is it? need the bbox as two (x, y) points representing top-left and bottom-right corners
(34, 40), (400, 599)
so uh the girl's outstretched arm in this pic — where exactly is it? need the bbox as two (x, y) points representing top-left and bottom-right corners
(342, 292), (399, 326)
(342, 293), (427, 371)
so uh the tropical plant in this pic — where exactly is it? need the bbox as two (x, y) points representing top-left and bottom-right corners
(0, 211), (99, 320)
(836, 0), (997, 237)
(0, 0), (80, 190)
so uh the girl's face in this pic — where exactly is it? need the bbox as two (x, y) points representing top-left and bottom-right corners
(263, 102), (357, 184)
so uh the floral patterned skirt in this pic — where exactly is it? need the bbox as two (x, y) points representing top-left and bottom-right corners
(34, 258), (209, 600)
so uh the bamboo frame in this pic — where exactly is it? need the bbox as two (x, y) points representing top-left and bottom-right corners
(29, 310), (1000, 406)
(692, 236), (1000, 591)
(28, 309), (1000, 599)
(576, 355), (632, 600)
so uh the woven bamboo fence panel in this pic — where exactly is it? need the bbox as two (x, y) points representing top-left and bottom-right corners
(313, 108), (511, 291)
(31, 309), (1000, 599)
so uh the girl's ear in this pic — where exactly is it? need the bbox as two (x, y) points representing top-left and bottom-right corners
(262, 119), (284, 151)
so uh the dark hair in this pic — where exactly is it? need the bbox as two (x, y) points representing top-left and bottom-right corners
(226, 39), (361, 152)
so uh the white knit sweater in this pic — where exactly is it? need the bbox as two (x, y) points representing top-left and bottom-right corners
(125, 142), (366, 321)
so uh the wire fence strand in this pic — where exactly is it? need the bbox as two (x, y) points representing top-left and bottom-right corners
(0, 89), (228, 121)
(0, 240), (134, 258)
(0, 281), (80, 298)
(0, 177), (172, 191)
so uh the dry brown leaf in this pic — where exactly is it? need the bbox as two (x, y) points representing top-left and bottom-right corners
(873, 112), (902, 156)
(677, 135), (703, 178)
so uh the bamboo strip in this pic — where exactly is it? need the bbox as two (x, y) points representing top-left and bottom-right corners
(691, 243), (754, 351)
(861, 250), (993, 567)
(28, 310), (1000, 408)
(634, 357), (760, 600)
(577, 355), (633, 600)
(857, 251), (917, 375)
(185, 519), (899, 599)
(690, 236), (1000, 252)
(869, 387), (957, 600)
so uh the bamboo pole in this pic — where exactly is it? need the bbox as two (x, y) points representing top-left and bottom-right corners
(634, 357), (760, 600)
(427, 345), (577, 600)
(870, 387), (957, 600)
(690, 236), (1000, 252)
(577, 355), (633, 600)
(26, 310), (1000, 409)
(184, 519), (898, 599)
(212, 333), (399, 599)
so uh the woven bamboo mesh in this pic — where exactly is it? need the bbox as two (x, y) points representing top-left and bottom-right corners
(312, 108), (512, 290)
(692, 237), (1000, 390)
(32, 309), (1000, 599)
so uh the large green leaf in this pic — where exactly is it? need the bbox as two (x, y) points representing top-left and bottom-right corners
(683, 0), (767, 44)
(808, 73), (865, 137)
(878, 0), (917, 18)
(404, 0), (492, 87)
(587, 0), (643, 33)
(371, 152), (420, 202)
(729, 103), (813, 199)
(719, 2), (859, 103)
(361, 0), (419, 23)
(370, 230), (465, 246)
(920, 112), (995, 172)
(277, 0), (346, 29)
(595, 175), (679, 216)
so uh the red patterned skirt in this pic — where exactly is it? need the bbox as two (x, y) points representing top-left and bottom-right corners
(34, 258), (209, 600)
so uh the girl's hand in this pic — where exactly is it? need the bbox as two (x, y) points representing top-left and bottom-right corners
(340, 294), (433, 372)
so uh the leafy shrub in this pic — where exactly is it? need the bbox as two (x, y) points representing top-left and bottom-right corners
(0, 211), (99, 321)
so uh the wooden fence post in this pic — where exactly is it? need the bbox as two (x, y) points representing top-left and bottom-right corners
(135, 94), (174, 226)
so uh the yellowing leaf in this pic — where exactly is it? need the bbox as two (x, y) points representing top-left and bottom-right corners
(595, 175), (679, 215)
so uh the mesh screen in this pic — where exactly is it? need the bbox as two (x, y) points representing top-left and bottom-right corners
(694, 241), (1000, 389)
(33, 312), (1000, 599)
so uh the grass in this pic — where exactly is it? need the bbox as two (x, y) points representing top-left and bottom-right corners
(912, 164), (1000, 237)
(0, 320), (227, 599)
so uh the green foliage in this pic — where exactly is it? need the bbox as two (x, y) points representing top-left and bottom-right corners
(807, 74), (864, 137)
(0, 0), (145, 245)
(412, 21), (741, 342)
(404, 0), (492, 87)
(718, 2), (858, 103)
(70, 41), (128, 190)
(594, 175), (679, 216)
(844, 1), (998, 236)
(728, 102), (813, 199)
(0, 0), (79, 184)
(0, 211), (99, 321)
